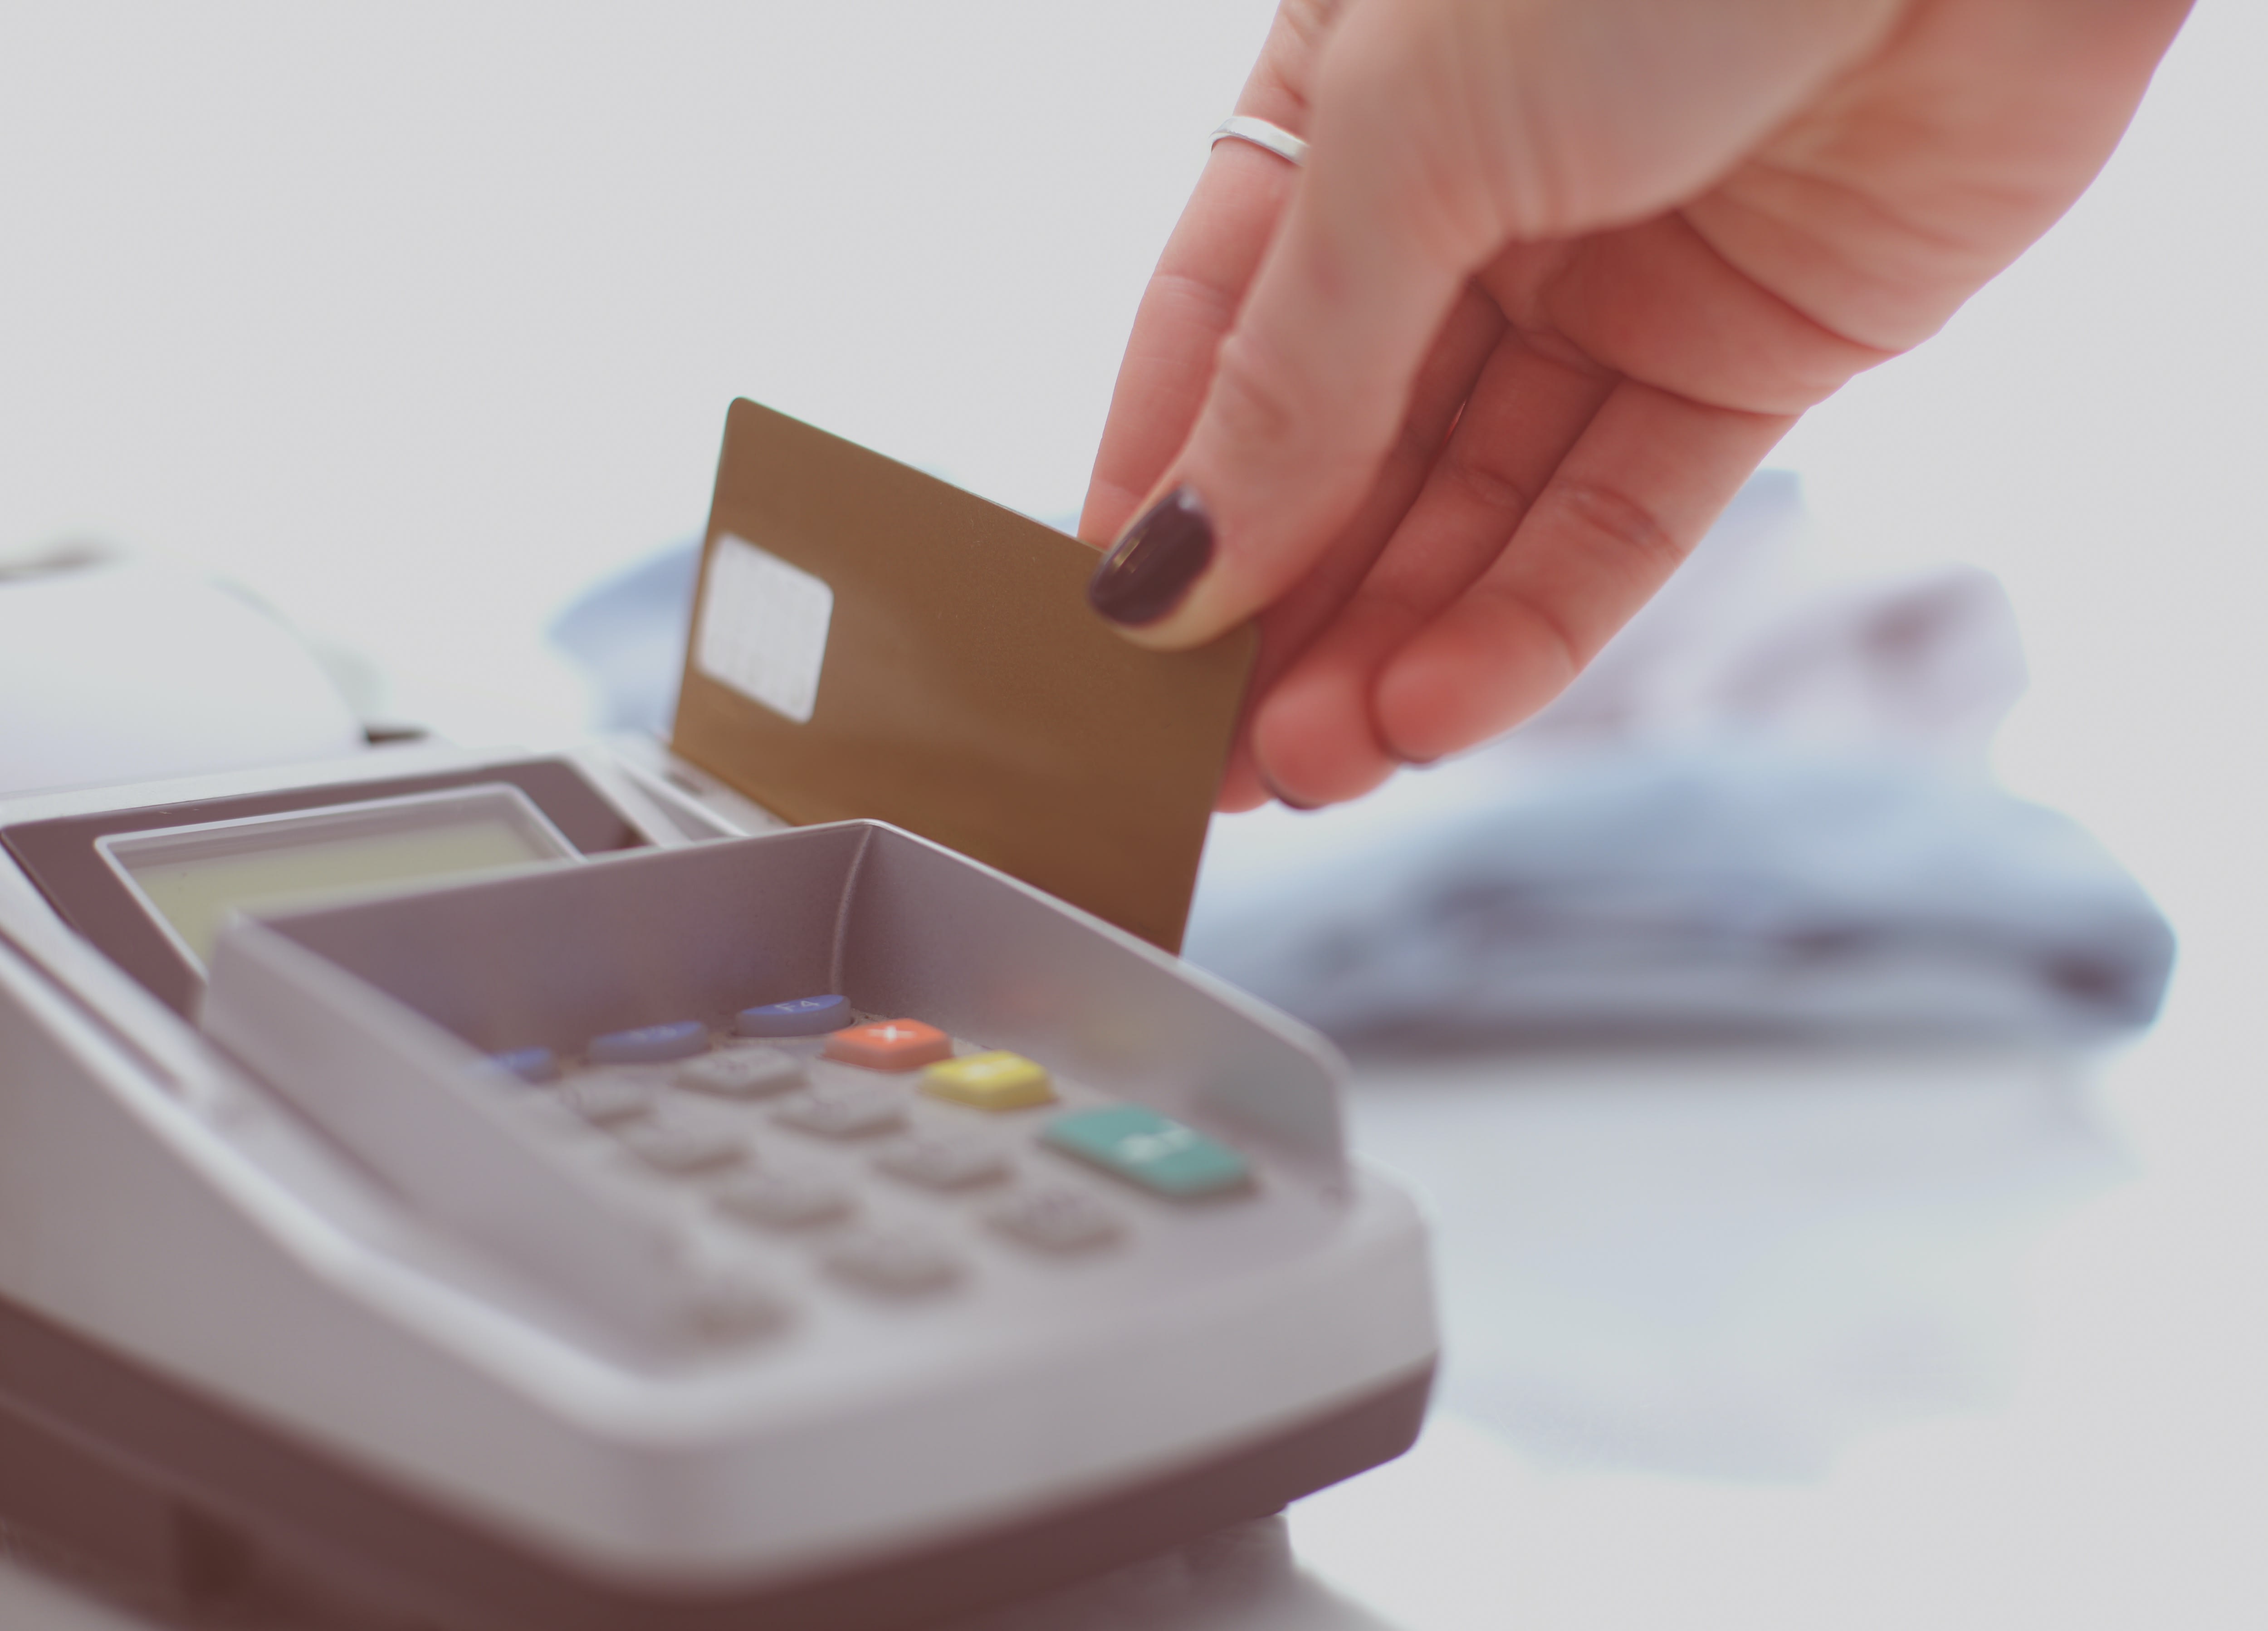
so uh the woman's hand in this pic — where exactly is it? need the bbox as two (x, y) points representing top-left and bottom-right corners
(1079, 0), (2190, 810)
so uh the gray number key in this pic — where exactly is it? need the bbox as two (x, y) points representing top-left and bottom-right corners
(620, 1121), (746, 1175)
(563, 1074), (655, 1125)
(773, 1079), (905, 1139)
(676, 1047), (806, 1099)
(875, 1129), (1011, 1192)
(987, 1185), (1124, 1254)
(821, 1227), (963, 1296)
(687, 1268), (793, 1344)
(714, 1168), (856, 1231)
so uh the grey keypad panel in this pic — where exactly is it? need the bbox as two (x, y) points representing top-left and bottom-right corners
(474, 1013), (1238, 1348)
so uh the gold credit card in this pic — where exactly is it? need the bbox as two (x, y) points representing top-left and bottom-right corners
(670, 399), (1255, 952)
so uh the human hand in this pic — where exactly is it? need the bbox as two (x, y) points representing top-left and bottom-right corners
(1079, 0), (2190, 810)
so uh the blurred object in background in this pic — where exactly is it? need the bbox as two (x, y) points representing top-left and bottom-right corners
(0, 549), (367, 798)
(1505, 474), (2027, 772)
(547, 540), (704, 737)
(1188, 750), (2173, 1046)
(1184, 474), (2171, 1045)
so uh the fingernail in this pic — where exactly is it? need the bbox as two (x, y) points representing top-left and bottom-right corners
(1258, 770), (1322, 812)
(1088, 486), (1213, 626)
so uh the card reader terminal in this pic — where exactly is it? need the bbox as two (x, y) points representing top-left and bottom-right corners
(0, 747), (1435, 1631)
(0, 400), (1429, 1631)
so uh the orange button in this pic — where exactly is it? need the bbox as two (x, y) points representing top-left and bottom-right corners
(823, 1018), (953, 1072)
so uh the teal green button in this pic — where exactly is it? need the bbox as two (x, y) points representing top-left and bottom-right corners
(1041, 1105), (1250, 1199)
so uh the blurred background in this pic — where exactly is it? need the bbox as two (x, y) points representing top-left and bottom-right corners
(3, 2), (2264, 1627)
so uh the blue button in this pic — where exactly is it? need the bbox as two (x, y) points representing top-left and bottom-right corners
(1041, 1105), (1250, 1199)
(588, 1021), (709, 1065)
(735, 994), (851, 1038)
(488, 1046), (560, 1084)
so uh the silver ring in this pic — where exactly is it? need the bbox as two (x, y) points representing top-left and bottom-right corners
(1210, 115), (1308, 168)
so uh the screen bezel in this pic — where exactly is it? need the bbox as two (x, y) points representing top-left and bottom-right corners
(95, 783), (582, 977)
(1, 757), (647, 1016)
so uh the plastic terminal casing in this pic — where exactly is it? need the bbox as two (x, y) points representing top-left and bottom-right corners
(3, 752), (1435, 1609)
(186, 820), (1432, 1587)
(205, 822), (1356, 1348)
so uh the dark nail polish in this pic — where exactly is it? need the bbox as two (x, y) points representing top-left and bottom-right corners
(1088, 486), (1213, 626)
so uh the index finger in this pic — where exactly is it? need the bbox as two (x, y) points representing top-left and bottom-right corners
(1078, 16), (1325, 546)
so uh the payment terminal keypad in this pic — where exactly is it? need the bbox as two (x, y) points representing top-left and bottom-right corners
(675, 1048), (805, 1099)
(773, 1078), (909, 1139)
(562, 1075), (655, 1125)
(715, 1167), (856, 1231)
(820, 1227), (963, 1295)
(476, 1000), (1263, 1333)
(922, 1051), (1054, 1111)
(1042, 1105), (1251, 1199)
(735, 994), (851, 1037)
(823, 1019), (954, 1072)
(875, 1129), (1012, 1191)
(687, 1268), (795, 1342)
(984, 1184), (1122, 1253)
(489, 1045), (562, 1085)
(619, 1121), (748, 1176)
(589, 1020), (711, 1065)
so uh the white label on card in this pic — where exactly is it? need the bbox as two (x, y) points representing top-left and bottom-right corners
(693, 533), (834, 725)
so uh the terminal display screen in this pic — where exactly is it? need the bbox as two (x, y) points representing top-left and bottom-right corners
(0, 755), (648, 1016)
(98, 785), (579, 968)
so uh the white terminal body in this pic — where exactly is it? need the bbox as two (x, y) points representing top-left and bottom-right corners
(0, 737), (1436, 1629)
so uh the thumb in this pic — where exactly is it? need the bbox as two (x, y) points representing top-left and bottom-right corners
(1085, 0), (1479, 647)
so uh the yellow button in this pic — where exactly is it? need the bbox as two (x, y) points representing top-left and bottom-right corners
(922, 1051), (1055, 1111)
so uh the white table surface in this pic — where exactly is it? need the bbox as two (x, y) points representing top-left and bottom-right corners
(1300, 1032), (2268, 1631)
